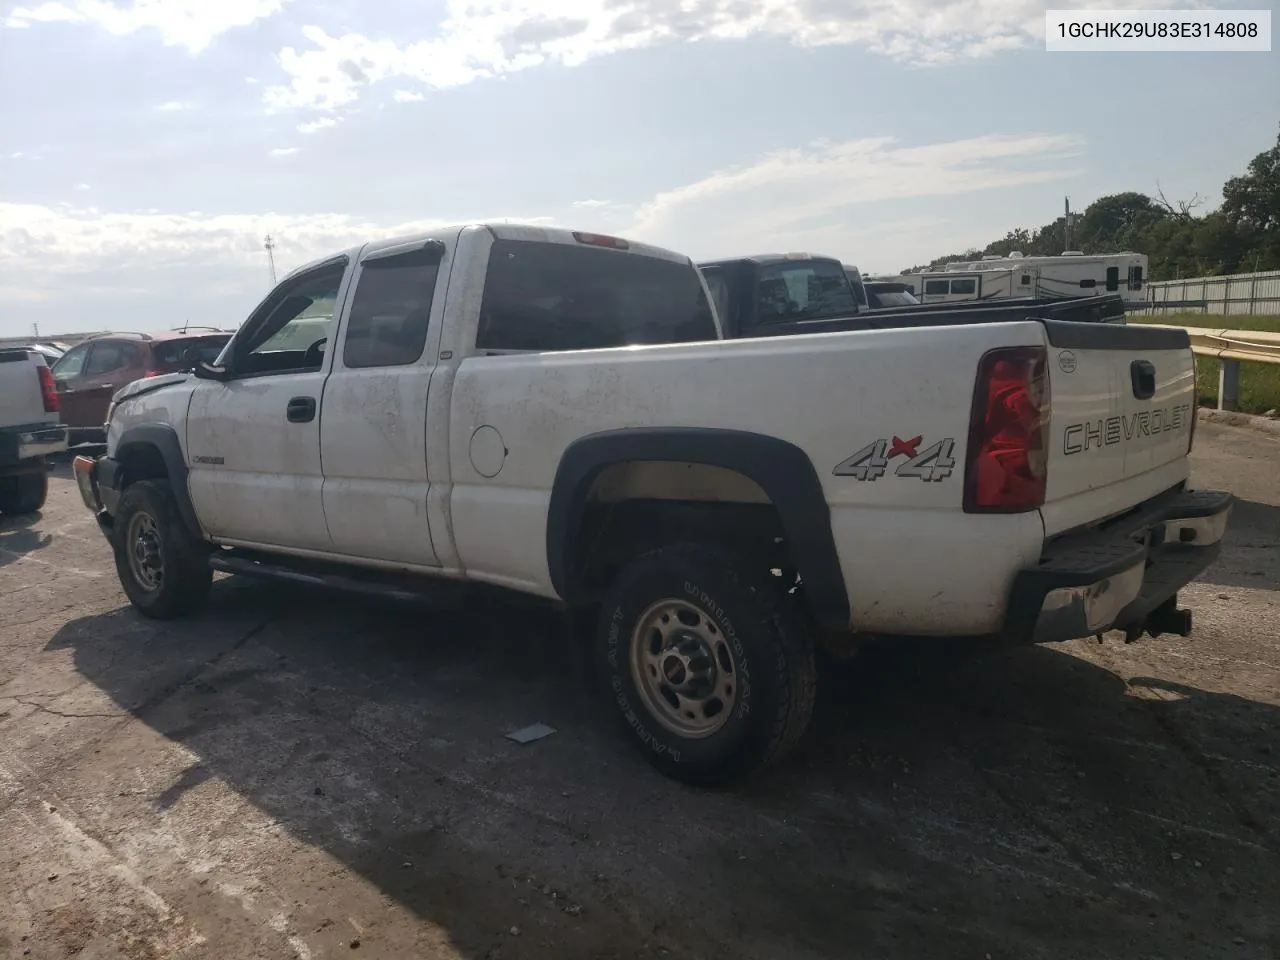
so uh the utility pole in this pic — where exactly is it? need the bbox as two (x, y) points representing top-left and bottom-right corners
(264, 234), (278, 286)
(1063, 196), (1071, 251)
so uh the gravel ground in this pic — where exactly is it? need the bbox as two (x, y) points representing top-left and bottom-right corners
(1, 420), (1277, 960)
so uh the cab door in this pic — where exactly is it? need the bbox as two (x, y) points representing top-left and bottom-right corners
(78, 340), (146, 427)
(50, 342), (96, 429)
(319, 235), (451, 566)
(185, 256), (352, 552)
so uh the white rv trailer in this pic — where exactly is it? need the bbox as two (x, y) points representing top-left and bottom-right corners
(900, 251), (1148, 305)
(900, 267), (1038, 304)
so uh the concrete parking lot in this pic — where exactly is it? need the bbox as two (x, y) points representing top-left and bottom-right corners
(1, 420), (1277, 960)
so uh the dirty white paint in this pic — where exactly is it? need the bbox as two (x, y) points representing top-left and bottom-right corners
(102, 221), (1204, 638)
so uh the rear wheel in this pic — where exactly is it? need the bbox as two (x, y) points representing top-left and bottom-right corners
(0, 465), (48, 516)
(112, 479), (212, 619)
(596, 543), (816, 786)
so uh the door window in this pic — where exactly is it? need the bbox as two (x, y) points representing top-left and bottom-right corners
(343, 246), (442, 368)
(232, 259), (348, 377)
(51, 343), (90, 381)
(84, 342), (140, 377)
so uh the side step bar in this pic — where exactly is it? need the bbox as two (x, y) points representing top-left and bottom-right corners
(208, 549), (471, 607)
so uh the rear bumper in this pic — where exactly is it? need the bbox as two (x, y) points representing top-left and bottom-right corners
(1006, 488), (1233, 644)
(0, 422), (68, 470)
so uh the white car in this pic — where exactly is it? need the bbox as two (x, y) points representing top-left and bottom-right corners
(73, 223), (1232, 785)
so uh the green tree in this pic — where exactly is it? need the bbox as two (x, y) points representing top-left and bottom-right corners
(1222, 125), (1280, 233)
(899, 123), (1280, 279)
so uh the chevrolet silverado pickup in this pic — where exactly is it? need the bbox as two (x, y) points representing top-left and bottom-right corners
(72, 223), (1231, 786)
(697, 254), (1127, 339)
(0, 348), (67, 515)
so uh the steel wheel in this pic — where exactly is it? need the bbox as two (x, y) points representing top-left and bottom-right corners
(125, 510), (164, 592)
(629, 597), (739, 739)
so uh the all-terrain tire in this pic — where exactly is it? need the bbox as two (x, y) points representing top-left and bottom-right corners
(596, 542), (817, 787)
(0, 466), (48, 516)
(112, 479), (212, 619)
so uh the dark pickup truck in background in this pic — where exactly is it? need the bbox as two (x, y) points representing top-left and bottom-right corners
(696, 254), (1128, 340)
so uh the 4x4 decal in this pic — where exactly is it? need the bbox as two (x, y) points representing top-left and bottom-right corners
(834, 436), (956, 482)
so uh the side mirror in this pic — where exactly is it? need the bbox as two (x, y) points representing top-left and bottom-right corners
(192, 361), (231, 382)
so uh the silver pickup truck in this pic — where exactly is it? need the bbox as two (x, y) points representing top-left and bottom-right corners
(0, 348), (68, 515)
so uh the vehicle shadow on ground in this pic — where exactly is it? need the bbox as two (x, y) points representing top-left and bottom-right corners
(1196, 498), (1280, 591)
(0, 512), (50, 570)
(45, 577), (1280, 959)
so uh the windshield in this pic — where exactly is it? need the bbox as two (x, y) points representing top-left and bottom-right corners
(756, 260), (858, 324)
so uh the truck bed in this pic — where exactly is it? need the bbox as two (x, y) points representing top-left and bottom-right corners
(740, 294), (1127, 338)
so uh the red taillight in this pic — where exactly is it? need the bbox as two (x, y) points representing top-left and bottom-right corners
(963, 346), (1049, 513)
(37, 365), (59, 413)
(572, 231), (629, 250)
(143, 369), (160, 378)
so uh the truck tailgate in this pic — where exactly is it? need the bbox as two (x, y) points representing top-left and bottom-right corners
(0, 349), (55, 428)
(1040, 321), (1195, 537)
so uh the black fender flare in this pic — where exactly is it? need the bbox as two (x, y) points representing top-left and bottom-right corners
(111, 424), (203, 538)
(545, 427), (850, 631)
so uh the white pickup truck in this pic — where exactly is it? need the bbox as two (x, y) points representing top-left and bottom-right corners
(72, 223), (1232, 785)
(0, 347), (67, 515)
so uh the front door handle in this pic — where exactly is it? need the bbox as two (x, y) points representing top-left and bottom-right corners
(287, 397), (317, 423)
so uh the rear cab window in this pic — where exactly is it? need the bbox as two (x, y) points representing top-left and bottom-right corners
(755, 260), (857, 325)
(476, 239), (716, 353)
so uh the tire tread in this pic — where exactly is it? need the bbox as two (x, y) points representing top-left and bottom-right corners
(599, 541), (817, 785)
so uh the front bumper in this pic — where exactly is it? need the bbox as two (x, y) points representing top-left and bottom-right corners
(1007, 488), (1233, 644)
(72, 455), (121, 538)
(0, 423), (68, 470)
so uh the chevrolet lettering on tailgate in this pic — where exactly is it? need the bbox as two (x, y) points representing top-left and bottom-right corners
(1062, 403), (1193, 456)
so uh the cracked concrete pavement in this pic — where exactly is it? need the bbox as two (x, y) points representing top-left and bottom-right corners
(1, 420), (1277, 960)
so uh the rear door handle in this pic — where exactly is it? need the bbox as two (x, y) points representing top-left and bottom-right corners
(287, 397), (317, 423)
(1130, 359), (1156, 400)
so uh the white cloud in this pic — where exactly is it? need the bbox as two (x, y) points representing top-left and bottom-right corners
(268, 146), (298, 157)
(73, 182), (91, 191)
(155, 99), (193, 112)
(392, 89), (425, 103)
(572, 199), (612, 208)
(0, 204), (555, 329)
(297, 115), (340, 134)
(626, 132), (1085, 265)
(263, 0), (1213, 114)
(4, 0), (288, 53)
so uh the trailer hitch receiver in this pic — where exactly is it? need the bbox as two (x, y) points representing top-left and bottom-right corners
(1124, 594), (1193, 644)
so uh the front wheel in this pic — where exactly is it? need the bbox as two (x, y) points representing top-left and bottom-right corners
(596, 543), (816, 786)
(112, 479), (212, 619)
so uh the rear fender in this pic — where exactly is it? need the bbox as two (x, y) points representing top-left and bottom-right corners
(546, 427), (850, 631)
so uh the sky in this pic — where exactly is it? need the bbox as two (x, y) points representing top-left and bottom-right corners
(0, 0), (1277, 337)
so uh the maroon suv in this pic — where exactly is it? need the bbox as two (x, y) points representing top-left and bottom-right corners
(50, 330), (232, 444)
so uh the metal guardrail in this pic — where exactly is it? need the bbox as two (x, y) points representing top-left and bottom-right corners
(1145, 324), (1280, 411)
